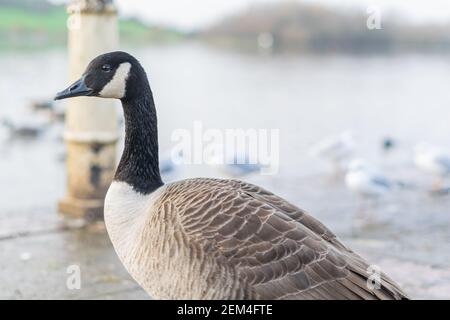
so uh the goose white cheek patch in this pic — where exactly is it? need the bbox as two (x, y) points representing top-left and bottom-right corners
(99, 62), (132, 99)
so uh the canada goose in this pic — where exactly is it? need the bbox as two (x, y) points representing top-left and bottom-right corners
(55, 51), (409, 300)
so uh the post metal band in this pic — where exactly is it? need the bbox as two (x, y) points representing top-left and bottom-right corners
(67, 0), (117, 15)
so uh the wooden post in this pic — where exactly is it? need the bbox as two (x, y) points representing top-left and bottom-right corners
(59, 0), (119, 221)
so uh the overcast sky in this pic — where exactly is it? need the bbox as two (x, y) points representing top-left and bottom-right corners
(55, 0), (450, 30)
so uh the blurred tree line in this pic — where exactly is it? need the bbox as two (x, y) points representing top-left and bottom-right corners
(0, 0), (182, 50)
(0, 0), (54, 12)
(201, 2), (450, 53)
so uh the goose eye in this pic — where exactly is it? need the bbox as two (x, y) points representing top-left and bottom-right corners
(101, 64), (112, 72)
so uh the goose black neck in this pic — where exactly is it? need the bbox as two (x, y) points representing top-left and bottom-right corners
(114, 89), (163, 195)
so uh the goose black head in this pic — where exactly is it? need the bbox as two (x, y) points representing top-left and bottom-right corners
(55, 51), (148, 101)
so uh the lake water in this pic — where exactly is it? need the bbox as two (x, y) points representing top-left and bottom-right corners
(0, 43), (449, 298)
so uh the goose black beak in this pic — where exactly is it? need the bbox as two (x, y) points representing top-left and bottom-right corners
(54, 76), (94, 100)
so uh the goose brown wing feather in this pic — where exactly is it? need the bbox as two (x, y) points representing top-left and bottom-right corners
(167, 178), (409, 300)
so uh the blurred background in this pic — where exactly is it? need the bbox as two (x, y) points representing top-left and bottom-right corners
(0, 0), (450, 299)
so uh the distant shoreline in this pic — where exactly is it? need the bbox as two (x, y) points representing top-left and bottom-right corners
(3, 1), (450, 55)
(0, 5), (184, 50)
(199, 2), (450, 55)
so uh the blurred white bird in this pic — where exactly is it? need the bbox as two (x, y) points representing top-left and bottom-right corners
(159, 149), (184, 180)
(414, 143), (450, 191)
(1, 116), (47, 139)
(205, 143), (262, 177)
(345, 159), (393, 198)
(221, 157), (262, 177)
(309, 131), (355, 176)
(159, 144), (263, 180)
(345, 158), (402, 226)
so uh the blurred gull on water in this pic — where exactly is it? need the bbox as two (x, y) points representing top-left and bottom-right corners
(0, 115), (48, 140)
(345, 158), (394, 198)
(309, 131), (356, 176)
(344, 158), (402, 226)
(414, 143), (450, 192)
(159, 149), (185, 179)
(205, 142), (262, 177)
